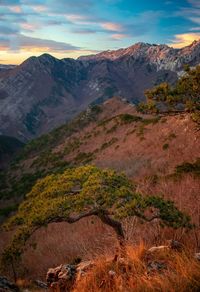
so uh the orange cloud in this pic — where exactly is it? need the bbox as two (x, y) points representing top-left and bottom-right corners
(65, 14), (87, 22)
(9, 6), (22, 13)
(31, 5), (47, 12)
(111, 33), (128, 40)
(101, 22), (122, 32)
(20, 23), (40, 31)
(169, 33), (200, 48)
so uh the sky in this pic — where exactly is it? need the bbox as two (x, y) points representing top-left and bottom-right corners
(0, 0), (200, 64)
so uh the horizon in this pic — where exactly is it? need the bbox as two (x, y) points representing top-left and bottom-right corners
(3, 38), (200, 66)
(1, 0), (200, 64)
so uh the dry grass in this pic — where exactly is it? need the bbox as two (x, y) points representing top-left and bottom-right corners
(73, 243), (200, 292)
(137, 174), (200, 251)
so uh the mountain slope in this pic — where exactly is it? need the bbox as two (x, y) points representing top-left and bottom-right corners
(1, 96), (199, 207)
(1, 40), (200, 141)
(0, 135), (24, 170)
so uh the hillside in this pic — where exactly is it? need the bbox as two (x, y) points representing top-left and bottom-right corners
(0, 97), (200, 287)
(0, 135), (24, 170)
(1, 40), (200, 141)
(0, 66), (200, 288)
(0, 95), (199, 215)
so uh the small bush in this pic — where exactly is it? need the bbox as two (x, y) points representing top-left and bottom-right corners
(175, 158), (200, 176)
(101, 138), (118, 150)
(119, 114), (142, 124)
(163, 143), (169, 150)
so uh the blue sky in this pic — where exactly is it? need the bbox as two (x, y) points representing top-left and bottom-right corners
(0, 0), (200, 64)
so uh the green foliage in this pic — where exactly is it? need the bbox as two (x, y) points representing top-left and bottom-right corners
(175, 158), (200, 176)
(119, 114), (142, 124)
(74, 152), (94, 164)
(162, 143), (169, 150)
(2, 166), (191, 268)
(101, 137), (118, 150)
(137, 101), (158, 114)
(137, 65), (200, 119)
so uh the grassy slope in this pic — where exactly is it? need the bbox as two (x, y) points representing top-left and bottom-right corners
(0, 97), (200, 282)
(0, 97), (199, 205)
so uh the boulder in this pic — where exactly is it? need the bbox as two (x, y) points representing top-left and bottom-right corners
(0, 276), (19, 292)
(47, 264), (76, 291)
(194, 253), (200, 261)
(148, 245), (169, 253)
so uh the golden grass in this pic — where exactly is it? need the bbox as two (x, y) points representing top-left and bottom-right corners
(73, 243), (200, 292)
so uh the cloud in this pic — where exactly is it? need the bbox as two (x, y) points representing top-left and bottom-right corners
(177, 0), (200, 24)
(0, 25), (19, 35)
(169, 33), (200, 48)
(187, 0), (200, 8)
(0, 34), (80, 53)
(65, 14), (87, 23)
(0, 37), (9, 50)
(190, 26), (200, 31)
(9, 5), (22, 13)
(100, 22), (123, 32)
(0, 0), (20, 5)
(72, 28), (97, 34)
(31, 5), (47, 12)
(111, 33), (128, 40)
(20, 22), (41, 32)
(15, 34), (80, 52)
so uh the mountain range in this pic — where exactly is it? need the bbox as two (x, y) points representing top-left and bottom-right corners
(0, 40), (200, 141)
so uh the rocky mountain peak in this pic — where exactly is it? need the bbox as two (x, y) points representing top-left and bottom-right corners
(0, 40), (200, 141)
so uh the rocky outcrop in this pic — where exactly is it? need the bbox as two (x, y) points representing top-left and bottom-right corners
(0, 276), (19, 292)
(46, 261), (94, 292)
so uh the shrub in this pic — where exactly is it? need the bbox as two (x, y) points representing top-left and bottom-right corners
(1, 166), (191, 275)
(163, 143), (169, 150)
(101, 138), (118, 150)
(175, 158), (200, 176)
(119, 114), (142, 124)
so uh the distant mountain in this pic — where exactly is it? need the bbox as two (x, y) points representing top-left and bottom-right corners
(0, 135), (24, 169)
(0, 40), (200, 141)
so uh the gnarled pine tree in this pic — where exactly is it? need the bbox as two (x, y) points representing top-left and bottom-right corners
(1, 165), (191, 276)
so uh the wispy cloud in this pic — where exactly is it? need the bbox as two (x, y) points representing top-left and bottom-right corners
(100, 22), (123, 32)
(9, 5), (22, 13)
(111, 33), (128, 40)
(12, 34), (80, 53)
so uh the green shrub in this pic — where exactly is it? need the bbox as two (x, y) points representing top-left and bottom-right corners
(175, 158), (200, 176)
(119, 114), (142, 124)
(2, 165), (191, 272)
(101, 137), (118, 150)
(163, 143), (169, 150)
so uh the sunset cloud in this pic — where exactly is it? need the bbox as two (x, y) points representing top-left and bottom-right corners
(169, 33), (200, 48)
(9, 5), (22, 13)
(111, 33), (128, 40)
(101, 22), (123, 32)
(0, 0), (200, 65)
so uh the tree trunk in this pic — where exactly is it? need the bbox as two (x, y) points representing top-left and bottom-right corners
(98, 212), (126, 258)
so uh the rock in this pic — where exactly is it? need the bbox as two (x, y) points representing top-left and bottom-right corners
(0, 276), (19, 292)
(34, 280), (47, 289)
(76, 261), (93, 281)
(194, 253), (200, 261)
(108, 270), (116, 277)
(147, 261), (167, 274)
(168, 240), (183, 251)
(148, 245), (169, 253)
(46, 264), (77, 291)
